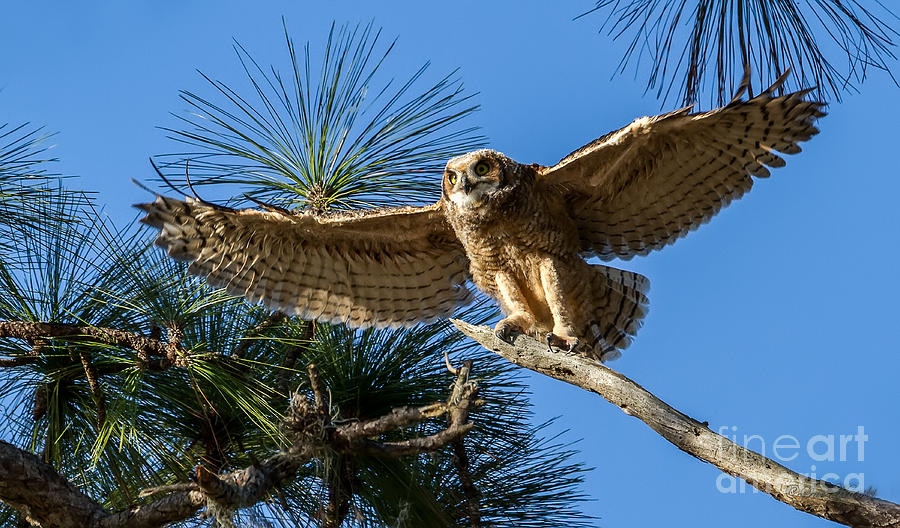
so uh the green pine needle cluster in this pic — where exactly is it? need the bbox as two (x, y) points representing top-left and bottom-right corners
(154, 22), (486, 211)
(582, 0), (898, 105)
(0, 123), (85, 251)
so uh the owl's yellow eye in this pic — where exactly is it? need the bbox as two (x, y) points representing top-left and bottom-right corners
(448, 172), (457, 185)
(474, 161), (490, 176)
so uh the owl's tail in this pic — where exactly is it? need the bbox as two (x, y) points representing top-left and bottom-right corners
(581, 265), (649, 362)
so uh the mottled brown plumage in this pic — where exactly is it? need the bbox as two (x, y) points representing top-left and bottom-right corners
(137, 74), (825, 361)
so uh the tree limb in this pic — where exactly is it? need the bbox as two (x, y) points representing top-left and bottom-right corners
(99, 490), (205, 528)
(0, 321), (188, 366)
(0, 440), (107, 528)
(335, 403), (447, 439)
(451, 319), (900, 528)
(348, 423), (474, 457)
(78, 348), (106, 426)
(447, 360), (482, 528)
(323, 458), (354, 528)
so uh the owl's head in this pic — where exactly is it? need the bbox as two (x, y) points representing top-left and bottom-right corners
(442, 149), (519, 209)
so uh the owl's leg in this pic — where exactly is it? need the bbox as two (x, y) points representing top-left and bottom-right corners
(538, 258), (581, 352)
(493, 271), (535, 344)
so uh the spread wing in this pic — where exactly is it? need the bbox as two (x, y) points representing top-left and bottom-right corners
(539, 75), (826, 261)
(137, 197), (473, 328)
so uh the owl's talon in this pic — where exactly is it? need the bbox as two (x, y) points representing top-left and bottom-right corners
(546, 333), (580, 352)
(569, 337), (580, 353)
(494, 321), (523, 344)
(545, 333), (555, 353)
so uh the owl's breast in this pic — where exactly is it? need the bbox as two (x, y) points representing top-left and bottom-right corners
(447, 194), (580, 295)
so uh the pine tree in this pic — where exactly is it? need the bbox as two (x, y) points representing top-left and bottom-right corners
(0, 24), (593, 528)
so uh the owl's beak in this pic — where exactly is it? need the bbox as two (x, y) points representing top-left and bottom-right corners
(463, 179), (474, 194)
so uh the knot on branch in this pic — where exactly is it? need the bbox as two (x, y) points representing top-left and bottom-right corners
(31, 383), (48, 421)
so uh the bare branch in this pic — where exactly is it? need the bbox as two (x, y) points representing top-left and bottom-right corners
(351, 423), (474, 457)
(100, 491), (205, 528)
(0, 441), (207, 528)
(0, 321), (187, 366)
(448, 360), (482, 528)
(336, 403), (447, 439)
(137, 482), (200, 499)
(444, 349), (459, 375)
(452, 319), (900, 528)
(306, 363), (328, 419)
(193, 447), (315, 515)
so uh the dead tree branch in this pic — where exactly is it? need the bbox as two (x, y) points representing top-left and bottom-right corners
(447, 359), (482, 528)
(451, 319), (900, 528)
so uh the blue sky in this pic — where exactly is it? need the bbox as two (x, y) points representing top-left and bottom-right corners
(1, 2), (898, 526)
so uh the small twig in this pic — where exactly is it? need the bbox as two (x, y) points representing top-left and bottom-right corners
(138, 482), (200, 499)
(306, 364), (328, 420)
(232, 313), (286, 359)
(0, 356), (39, 367)
(444, 349), (459, 375)
(78, 349), (106, 427)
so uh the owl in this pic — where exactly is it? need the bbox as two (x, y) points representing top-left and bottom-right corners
(138, 74), (824, 361)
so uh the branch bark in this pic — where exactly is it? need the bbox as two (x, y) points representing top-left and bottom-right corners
(447, 360), (482, 528)
(451, 319), (900, 528)
(0, 321), (185, 363)
(0, 440), (107, 528)
(323, 458), (354, 528)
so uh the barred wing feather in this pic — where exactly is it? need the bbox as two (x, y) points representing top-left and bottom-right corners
(540, 74), (826, 261)
(137, 197), (473, 328)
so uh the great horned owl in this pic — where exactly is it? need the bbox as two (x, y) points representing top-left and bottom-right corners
(138, 75), (824, 361)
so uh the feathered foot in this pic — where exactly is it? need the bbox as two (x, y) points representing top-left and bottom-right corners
(494, 315), (531, 344)
(545, 332), (580, 353)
